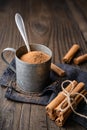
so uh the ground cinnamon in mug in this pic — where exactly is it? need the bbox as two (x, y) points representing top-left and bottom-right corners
(20, 51), (50, 64)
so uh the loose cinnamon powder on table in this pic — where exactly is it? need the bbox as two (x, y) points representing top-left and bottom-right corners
(20, 51), (50, 64)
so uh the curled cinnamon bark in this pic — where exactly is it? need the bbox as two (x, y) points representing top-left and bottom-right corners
(51, 63), (65, 76)
(63, 44), (80, 63)
(73, 54), (87, 65)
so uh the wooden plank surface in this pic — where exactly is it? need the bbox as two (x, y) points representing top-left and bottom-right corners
(0, 0), (87, 130)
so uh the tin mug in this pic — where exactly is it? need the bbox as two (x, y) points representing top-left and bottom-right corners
(1, 44), (52, 93)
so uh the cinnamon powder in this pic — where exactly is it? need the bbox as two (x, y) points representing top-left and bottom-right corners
(20, 51), (50, 64)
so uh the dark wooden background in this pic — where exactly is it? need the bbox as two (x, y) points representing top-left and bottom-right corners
(0, 0), (87, 130)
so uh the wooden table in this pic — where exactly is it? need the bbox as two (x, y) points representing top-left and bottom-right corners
(0, 0), (87, 130)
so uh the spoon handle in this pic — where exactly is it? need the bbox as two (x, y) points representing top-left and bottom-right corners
(15, 13), (30, 52)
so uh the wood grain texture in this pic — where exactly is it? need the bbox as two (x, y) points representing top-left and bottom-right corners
(0, 0), (87, 130)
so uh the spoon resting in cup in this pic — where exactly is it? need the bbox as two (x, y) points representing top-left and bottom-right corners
(15, 13), (30, 52)
(15, 13), (65, 76)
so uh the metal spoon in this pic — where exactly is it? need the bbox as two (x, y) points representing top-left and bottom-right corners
(15, 13), (30, 52)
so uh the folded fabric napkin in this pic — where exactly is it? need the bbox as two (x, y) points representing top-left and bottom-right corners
(0, 59), (87, 128)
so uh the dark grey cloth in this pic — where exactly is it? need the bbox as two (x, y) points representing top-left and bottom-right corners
(58, 63), (87, 89)
(0, 60), (87, 128)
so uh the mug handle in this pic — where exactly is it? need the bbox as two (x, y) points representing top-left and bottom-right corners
(1, 48), (16, 73)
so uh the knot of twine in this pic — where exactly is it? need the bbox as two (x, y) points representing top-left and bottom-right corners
(59, 80), (87, 119)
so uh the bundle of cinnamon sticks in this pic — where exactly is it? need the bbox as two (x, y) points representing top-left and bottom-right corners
(45, 80), (87, 127)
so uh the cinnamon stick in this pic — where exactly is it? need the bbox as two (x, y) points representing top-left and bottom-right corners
(73, 54), (87, 65)
(45, 80), (78, 120)
(63, 44), (80, 63)
(51, 63), (65, 76)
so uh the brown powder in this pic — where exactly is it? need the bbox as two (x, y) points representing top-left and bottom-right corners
(20, 51), (50, 64)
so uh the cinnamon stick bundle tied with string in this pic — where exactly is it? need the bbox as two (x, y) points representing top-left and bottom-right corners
(45, 80), (78, 120)
(45, 80), (87, 127)
(63, 44), (80, 63)
(73, 54), (87, 65)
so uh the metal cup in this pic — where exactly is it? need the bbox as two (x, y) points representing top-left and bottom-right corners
(1, 44), (52, 93)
